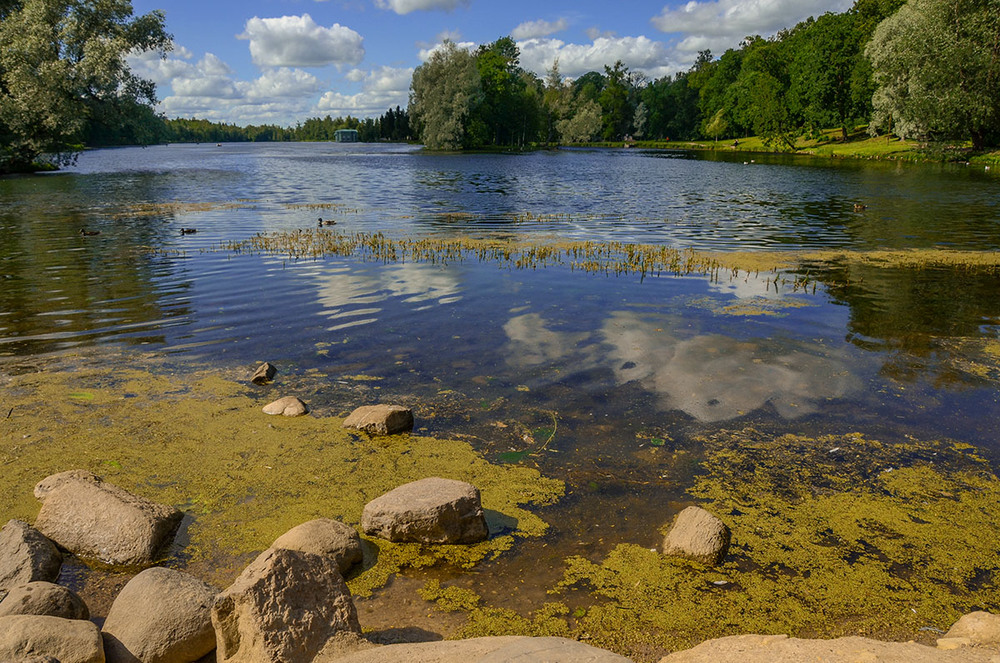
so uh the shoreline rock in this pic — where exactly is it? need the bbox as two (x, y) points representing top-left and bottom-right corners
(343, 404), (414, 435)
(362, 477), (488, 544)
(657, 633), (1000, 662)
(0, 519), (62, 596)
(263, 395), (309, 416)
(33, 470), (182, 566)
(662, 506), (731, 566)
(271, 518), (363, 575)
(102, 566), (217, 663)
(212, 547), (361, 663)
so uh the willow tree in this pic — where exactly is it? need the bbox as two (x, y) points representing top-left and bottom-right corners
(408, 41), (481, 150)
(866, 0), (1000, 149)
(0, 0), (171, 173)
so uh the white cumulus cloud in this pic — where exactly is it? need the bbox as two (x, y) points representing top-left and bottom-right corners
(374, 0), (469, 14)
(511, 18), (568, 41)
(245, 68), (322, 100)
(239, 14), (364, 68)
(652, 0), (852, 58)
(518, 36), (679, 80)
(316, 65), (414, 116)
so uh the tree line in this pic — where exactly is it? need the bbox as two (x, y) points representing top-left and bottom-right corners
(409, 0), (1000, 151)
(158, 108), (411, 144)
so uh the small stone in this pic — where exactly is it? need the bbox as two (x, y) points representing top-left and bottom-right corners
(271, 518), (363, 575)
(0, 582), (89, 620)
(263, 396), (308, 416)
(0, 615), (103, 663)
(34, 470), (183, 566)
(250, 362), (277, 385)
(343, 404), (414, 435)
(362, 477), (488, 544)
(662, 506), (731, 566)
(0, 520), (62, 596)
(103, 566), (218, 663)
(212, 548), (361, 663)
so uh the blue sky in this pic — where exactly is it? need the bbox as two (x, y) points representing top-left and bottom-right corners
(128, 0), (852, 126)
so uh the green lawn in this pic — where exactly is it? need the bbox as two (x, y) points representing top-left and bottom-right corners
(584, 128), (1000, 165)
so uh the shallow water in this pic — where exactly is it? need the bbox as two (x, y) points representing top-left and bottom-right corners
(2, 143), (1000, 652)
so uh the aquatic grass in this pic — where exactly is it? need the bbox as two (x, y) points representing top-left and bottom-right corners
(214, 230), (1000, 297)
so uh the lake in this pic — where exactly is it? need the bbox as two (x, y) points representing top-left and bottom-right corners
(2, 142), (1000, 657)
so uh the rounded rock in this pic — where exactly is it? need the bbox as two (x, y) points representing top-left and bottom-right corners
(102, 566), (218, 663)
(0, 581), (89, 620)
(662, 505), (731, 566)
(271, 518), (363, 575)
(362, 477), (488, 544)
(262, 396), (308, 416)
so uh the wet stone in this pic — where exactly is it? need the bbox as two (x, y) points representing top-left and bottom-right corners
(250, 362), (277, 385)
(362, 477), (488, 544)
(342, 404), (414, 435)
(662, 506), (731, 567)
(33, 470), (183, 566)
(262, 396), (308, 416)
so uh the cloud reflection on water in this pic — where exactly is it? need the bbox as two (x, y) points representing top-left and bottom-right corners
(504, 309), (860, 423)
(315, 262), (461, 330)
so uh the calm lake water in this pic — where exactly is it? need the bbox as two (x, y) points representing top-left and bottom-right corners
(2, 142), (1000, 630)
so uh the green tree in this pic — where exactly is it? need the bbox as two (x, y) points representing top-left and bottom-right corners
(729, 37), (798, 150)
(599, 60), (635, 141)
(787, 13), (871, 140)
(866, 0), (1000, 149)
(0, 0), (171, 173)
(556, 99), (602, 143)
(705, 107), (729, 142)
(408, 40), (481, 150)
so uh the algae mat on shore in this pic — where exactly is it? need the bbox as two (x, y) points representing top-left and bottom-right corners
(426, 429), (1000, 660)
(0, 351), (563, 592)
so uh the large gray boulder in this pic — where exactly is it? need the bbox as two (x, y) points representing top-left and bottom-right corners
(319, 636), (632, 662)
(658, 634), (997, 662)
(0, 614), (104, 663)
(343, 404), (414, 435)
(662, 506), (731, 566)
(270, 518), (363, 575)
(0, 581), (89, 620)
(102, 567), (217, 663)
(362, 477), (488, 544)
(0, 520), (62, 596)
(33, 470), (182, 566)
(212, 547), (361, 663)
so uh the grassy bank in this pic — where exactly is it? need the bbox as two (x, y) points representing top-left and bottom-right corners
(578, 128), (1000, 166)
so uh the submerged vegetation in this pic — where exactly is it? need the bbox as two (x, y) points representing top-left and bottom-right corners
(0, 352), (563, 592)
(422, 430), (1000, 660)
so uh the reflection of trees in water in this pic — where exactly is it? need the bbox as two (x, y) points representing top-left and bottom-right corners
(815, 263), (1000, 385)
(0, 176), (190, 355)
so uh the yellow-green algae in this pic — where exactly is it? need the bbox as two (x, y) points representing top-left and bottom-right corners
(0, 354), (563, 593)
(418, 429), (1000, 661)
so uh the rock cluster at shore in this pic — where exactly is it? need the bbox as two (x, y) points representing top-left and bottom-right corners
(3, 362), (1000, 661)
(2, 460), (607, 662)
